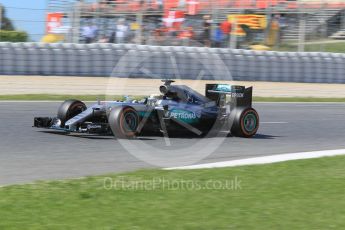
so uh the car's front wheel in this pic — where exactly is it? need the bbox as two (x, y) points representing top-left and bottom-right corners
(108, 106), (139, 139)
(57, 99), (87, 127)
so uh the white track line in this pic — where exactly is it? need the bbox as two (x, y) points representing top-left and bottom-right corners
(165, 149), (345, 170)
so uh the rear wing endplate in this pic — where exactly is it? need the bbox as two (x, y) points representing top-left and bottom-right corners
(205, 84), (252, 108)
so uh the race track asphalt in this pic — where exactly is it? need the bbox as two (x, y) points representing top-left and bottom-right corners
(1, 102), (345, 186)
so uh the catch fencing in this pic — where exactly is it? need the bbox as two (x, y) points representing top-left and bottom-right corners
(0, 42), (344, 83)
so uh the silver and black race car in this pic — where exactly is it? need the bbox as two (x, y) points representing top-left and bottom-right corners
(34, 80), (259, 138)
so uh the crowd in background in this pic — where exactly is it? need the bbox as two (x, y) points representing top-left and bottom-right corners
(81, 15), (240, 47)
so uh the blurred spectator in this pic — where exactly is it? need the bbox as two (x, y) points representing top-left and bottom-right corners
(202, 15), (211, 47)
(98, 35), (109, 43)
(116, 19), (129, 43)
(82, 23), (98, 43)
(178, 27), (194, 45)
(178, 27), (194, 39)
(212, 23), (224, 48)
(108, 32), (115, 43)
(279, 14), (287, 29)
(266, 15), (280, 47)
(152, 28), (165, 45)
(156, 0), (163, 10)
(278, 14), (287, 43)
(220, 20), (232, 47)
(220, 20), (231, 35)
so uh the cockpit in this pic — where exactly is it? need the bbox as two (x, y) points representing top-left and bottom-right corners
(159, 80), (212, 105)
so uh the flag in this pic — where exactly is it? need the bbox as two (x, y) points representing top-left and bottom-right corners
(46, 12), (63, 34)
(163, 11), (185, 28)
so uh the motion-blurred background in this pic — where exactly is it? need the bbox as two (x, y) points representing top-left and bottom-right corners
(1, 0), (345, 52)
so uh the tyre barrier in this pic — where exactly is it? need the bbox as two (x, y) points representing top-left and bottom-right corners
(0, 42), (345, 83)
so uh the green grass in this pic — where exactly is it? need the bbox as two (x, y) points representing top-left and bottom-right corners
(1, 156), (345, 229)
(1, 94), (345, 102)
(273, 41), (345, 53)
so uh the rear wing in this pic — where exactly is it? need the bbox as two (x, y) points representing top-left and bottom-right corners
(205, 84), (253, 108)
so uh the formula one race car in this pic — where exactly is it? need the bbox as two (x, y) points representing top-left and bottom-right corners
(34, 80), (259, 138)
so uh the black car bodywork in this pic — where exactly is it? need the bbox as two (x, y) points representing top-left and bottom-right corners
(34, 80), (259, 138)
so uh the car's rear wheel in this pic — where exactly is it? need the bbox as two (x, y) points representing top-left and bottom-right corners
(57, 99), (87, 127)
(108, 106), (139, 139)
(231, 107), (259, 138)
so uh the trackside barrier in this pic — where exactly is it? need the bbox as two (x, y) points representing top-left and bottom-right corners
(0, 42), (345, 83)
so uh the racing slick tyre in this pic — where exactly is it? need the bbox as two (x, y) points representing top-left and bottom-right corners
(108, 106), (139, 139)
(57, 99), (87, 127)
(230, 107), (259, 138)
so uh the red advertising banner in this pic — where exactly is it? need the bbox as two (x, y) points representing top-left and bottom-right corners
(46, 13), (63, 34)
